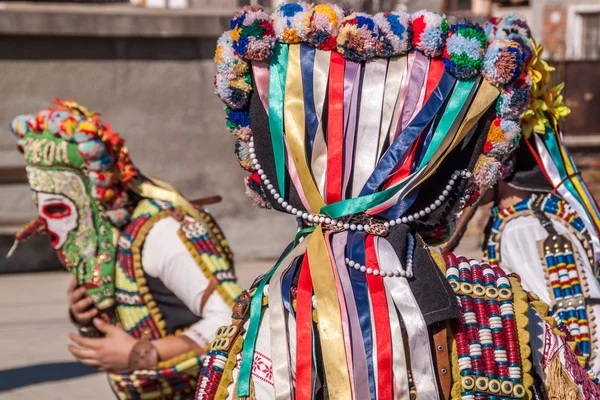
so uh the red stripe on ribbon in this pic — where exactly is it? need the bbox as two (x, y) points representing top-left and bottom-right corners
(424, 59), (445, 104)
(295, 254), (313, 400)
(365, 235), (393, 399)
(326, 52), (346, 204)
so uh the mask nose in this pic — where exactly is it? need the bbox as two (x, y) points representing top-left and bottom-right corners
(6, 216), (47, 258)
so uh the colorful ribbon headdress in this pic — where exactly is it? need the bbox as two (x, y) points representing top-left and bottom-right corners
(484, 15), (600, 271)
(210, 4), (534, 400)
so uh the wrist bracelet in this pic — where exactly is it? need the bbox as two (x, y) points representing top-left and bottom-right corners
(128, 340), (159, 371)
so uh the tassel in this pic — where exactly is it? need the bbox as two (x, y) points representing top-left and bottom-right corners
(545, 353), (584, 400)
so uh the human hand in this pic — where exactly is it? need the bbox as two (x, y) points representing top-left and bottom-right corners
(67, 278), (98, 326)
(67, 318), (137, 371)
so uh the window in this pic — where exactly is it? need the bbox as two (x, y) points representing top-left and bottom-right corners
(582, 12), (600, 60)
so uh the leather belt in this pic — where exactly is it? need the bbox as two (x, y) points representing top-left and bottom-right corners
(432, 321), (451, 400)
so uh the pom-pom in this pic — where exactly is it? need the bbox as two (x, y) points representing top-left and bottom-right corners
(105, 208), (131, 228)
(272, 2), (312, 44)
(214, 72), (252, 110)
(73, 120), (99, 143)
(10, 115), (34, 139)
(234, 139), (254, 172)
(78, 139), (106, 160)
(375, 11), (411, 57)
(337, 12), (379, 62)
(225, 108), (252, 141)
(496, 85), (530, 119)
(85, 154), (113, 172)
(215, 32), (250, 75)
(228, 5), (275, 60)
(245, 172), (271, 209)
(484, 14), (533, 65)
(473, 155), (502, 189)
(411, 10), (448, 57)
(88, 171), (117, 188)
(307, 3), (344, 50)
(482, 40), (523, 87)
(443, 21), (487, 79)
(500, 118), (521, 141)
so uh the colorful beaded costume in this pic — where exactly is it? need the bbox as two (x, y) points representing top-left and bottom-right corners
(198, 4), (600, 400)
(9, 100), (242, 399)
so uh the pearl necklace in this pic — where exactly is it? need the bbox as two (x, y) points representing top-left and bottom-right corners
(344, 233), (415, 278)
(248, 138), (472, 232)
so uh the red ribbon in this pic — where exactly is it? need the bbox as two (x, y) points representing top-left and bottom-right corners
(325, 52), (345, 204)
(424, 59), (445, 104)
(365, 235), (393, 399)
(295, 254), (313, 400)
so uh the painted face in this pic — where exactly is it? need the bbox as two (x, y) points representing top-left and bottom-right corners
(27, 166), (98, 270)
(36, 192), (77, 249)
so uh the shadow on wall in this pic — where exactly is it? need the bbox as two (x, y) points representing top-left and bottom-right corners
(0, 362), (101, 392)
(0, 235), (62, 274)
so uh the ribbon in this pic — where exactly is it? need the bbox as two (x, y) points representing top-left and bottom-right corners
(268, 43), (288, 196)
(326, 52), (346, 204)
(365, 235), (392, 399)
(348, 232), (376, 399)
(281, 258), (299, 317)
(295, 255), (313, 400)
(398, 52), (429, 133)
(300, 45), (318, 154)
(284, 44), (326, 213)
(332, 232), (370, 400)
(378, 57), (409, 161)
(377, 237), (440, 400)
(270, 255), (296, 399)
(311, 49), (332, 197)
(252, 60), (271, 114)
(326, 233), (355, 399)
(351, 58), (389, 198)
(237, 227), (313, 398)
(307, 225), (352, 398)
(342, 62), (362, 199)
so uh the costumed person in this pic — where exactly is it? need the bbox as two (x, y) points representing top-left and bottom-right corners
(471, 15), (600, 377)
(8, 100), (243, 400)
(199, 5), (600, 400)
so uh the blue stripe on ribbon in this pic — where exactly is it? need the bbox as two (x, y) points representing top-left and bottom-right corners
(281, 257), (300, 317)
(359, 72), (456, 197)
(348, 231), (376, 400)
(301, 44), (318, 155)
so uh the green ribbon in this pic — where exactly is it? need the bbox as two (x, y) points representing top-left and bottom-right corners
(237, 226), (315, 397)
(320, 78), (475, 219)
(269, 43), (288, 197)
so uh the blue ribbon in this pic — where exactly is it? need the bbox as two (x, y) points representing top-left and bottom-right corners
(348, 231), (376, 400)
(281, 257), (299, 317)
(359, 72), (456, 197)
(301, 44), (318, 156)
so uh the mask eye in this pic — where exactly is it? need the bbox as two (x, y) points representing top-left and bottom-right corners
(42, 203), (71, 219)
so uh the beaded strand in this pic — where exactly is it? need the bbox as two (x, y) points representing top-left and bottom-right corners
(248, 138), (472, 232)
(345, 233), (415, 278)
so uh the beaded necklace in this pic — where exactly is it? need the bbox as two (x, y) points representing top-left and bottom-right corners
(485, 194), (594, 359)
(445, 254), (527, 399)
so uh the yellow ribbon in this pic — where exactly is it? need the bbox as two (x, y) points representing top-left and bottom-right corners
(284, 44), (326, 213)
(307, 225), (352, 398)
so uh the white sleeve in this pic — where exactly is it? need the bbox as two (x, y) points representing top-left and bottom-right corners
(142, 216), (234, 347)
(141, 216), (210, 316)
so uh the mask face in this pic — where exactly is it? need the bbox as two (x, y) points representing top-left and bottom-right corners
(27, 166), (98, 270)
